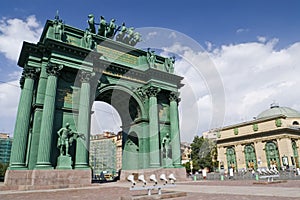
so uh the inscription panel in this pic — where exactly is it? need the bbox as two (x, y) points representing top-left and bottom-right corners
(97, 45), (138, 66)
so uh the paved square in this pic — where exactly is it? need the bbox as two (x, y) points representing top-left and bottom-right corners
(1, 180), (300, 200)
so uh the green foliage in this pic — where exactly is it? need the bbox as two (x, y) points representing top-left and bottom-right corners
(182, 162), (191, 173)
(190, 136), (217, 172)
(0, 162), (9, 177)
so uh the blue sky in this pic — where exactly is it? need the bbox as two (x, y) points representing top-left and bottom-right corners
(1, 0), (300, 142)
(2, 0), (300, 48)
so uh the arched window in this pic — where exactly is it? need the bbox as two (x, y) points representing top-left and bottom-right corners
(244, 144), (257, 170)
(265, 141), (280, 169)
(226, 147), (237, 172)
(292, 121), (299, 125)
(292, 140), (299, 168)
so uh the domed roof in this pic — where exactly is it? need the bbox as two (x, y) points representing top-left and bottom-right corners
(257, 103), (300, 119)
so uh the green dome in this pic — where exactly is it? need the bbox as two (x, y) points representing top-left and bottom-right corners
(257, 104), (300, 119)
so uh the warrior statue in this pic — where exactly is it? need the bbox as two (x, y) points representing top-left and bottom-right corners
(116, 22), (127, 42)
(164, 56), (175, 73)
(129, 32), (142, 46)
(147, 48), (156, 68)
(57, 123), (84, 156)
(53, 12), (64, 40)
(106, 18), (117, 38)
(98, 16), (107, 37)
(123, 27), (135, 44)
(87, 14), (96, 34)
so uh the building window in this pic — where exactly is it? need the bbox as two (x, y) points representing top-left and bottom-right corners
(292, 121), (299, 125)
(226, 147), (237, 171)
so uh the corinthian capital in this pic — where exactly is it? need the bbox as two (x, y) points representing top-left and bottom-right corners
(46, 63), (63, 76)
(20, 67), (40, 88)
(80, 70), (95, 83)
(169, 91), (179, 102)
(146, 86), (160, 97)
(23, 68), (40, 79)
(135, 87), (148, 102)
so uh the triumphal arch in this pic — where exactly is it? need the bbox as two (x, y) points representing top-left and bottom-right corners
(5, 14), (185, 188)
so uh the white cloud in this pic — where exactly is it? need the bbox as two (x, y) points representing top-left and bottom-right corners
(0, 80), (20, 133)
(8, 70), (22, 81)
(0, 15), (42, 62)
(236, 28), (249, 34)
(209, 40), (300, 126)
(168, 32), (177, 39)
(91, 101), (122, 135)
(163, 43), (225, 142)
(0, 16), (42, 134)
(145, 31), (158, 40)
(205, 41), (213, 51)
(257, 36), (267, 43)
(161, 37), (300, 142)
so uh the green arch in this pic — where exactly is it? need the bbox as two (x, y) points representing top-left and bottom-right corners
(265, 141), (280, 169)
(226, 147), (237, 171)
(97, 84), (146, 119)
(244, 144), (257, 170)
(292, 140), (299, 168)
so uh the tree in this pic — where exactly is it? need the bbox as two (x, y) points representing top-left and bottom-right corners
(182, 161), (191, 174)
(0, 162), (9, 177)
(190, 136), (217, 172)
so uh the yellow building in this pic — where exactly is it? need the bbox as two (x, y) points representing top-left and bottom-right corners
(213, 104), (300, 172)
(181, 142), (191, 165)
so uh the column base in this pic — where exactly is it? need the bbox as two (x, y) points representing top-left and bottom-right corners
(34, 162), (54, 170)
(9, 166), (28, 170)
(163, 158), (173, 168)
(75, 164), (90, 170)
(150, 163), (161, 168)
(8, 162), (27, 170)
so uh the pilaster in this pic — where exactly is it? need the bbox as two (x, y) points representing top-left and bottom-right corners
(277, 137), (294, 167)
(217, 146), (227, 170)
(235, 144), (245, 170)
(254, 141), (267, 168)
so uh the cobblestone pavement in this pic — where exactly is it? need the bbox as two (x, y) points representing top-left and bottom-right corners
(1, 180), (300, 200)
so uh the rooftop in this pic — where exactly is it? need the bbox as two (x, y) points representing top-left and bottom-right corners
(257, 103), (300, 119)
